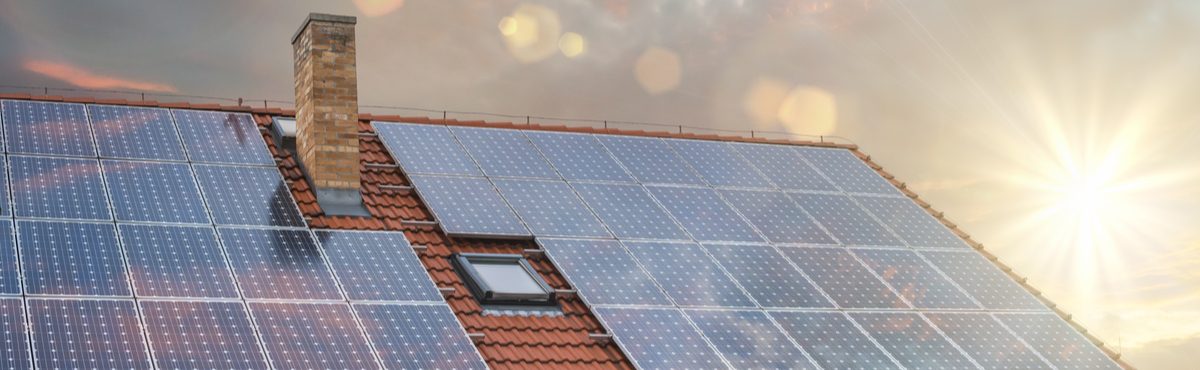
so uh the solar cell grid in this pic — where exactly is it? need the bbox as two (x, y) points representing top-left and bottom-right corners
(19, 221), (129, 296)
(570, 182), (689, 240)
(28, 299), (151, 369)
(855, 195), (971, 249)
(733, 143), (837, 192)
(624, 241), (755, 308)
(193, 164), (307, 227)
(315, 230), (442, 302)
(525, 131), (633, 182)
(852, 248), (979, 309)
(719, 189), (834, 244)
(779, 246), (907, 309)
(249, 302), (380, 370)
(850, 312), (978, 370)
(0, 222), (16, 295)
(703, 244), (832, 309)
(598, 135), (705, 185)
(119, 224), (238, 299)
(685, 309), (819, 369)
(10, 156), (111, 221)
(997, 313), (1122, 370)
(373, 122), (483, 176)
(354, 304), (487, 369)
(172, 109), (274, 165)
(450, 126), (558, 179)
(769, 311), (900, 369)
(408, 175), (530, 237)
(0, 298), (30, 370)
(103, 160), (210, 224)
(666, 139), (772, 188)
(218, 228), (343, 300)
(925, 313), (1051, 370)
(493, 179), (610, 238)
(87, 105), (187, 161)
(0, 158), (10, 217)
(789, 192), (902, 246)
(646, 185), (765, 243)
(921, 250), (1046, 310)
(595, 307), (727, 370)
(795, 147), (901, 195)
(1, 100), (95, 157)
(140, 301), (270, 370)
(538, 238), (671, 306)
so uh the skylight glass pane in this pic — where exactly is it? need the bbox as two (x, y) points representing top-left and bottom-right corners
(473, 262), (545, 295)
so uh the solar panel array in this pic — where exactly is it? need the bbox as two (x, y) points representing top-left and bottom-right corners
(0, 100), (486, 370)
(373, 120), (1121, 369)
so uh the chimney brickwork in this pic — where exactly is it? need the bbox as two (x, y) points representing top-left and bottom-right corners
(292, 13), (360, 191)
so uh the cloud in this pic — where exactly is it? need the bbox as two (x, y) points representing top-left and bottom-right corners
(905, 177), (984, 192)
(1124, 334), (1200, 370)
(23, 60), (176, 92)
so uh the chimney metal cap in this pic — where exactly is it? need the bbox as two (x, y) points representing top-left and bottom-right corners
(292, 13), (357, 45)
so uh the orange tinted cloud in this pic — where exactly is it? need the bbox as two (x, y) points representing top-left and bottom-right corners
(23, 60), (177, 92)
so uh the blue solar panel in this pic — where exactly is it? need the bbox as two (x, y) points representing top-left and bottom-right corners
(119, 224), (238, 299)
(855, 195), (971, 249)
(850, 312), (977, 369)
(703, 244), (832, 308)
(28, 299), (151, 369)
(921, 250), (1046, 310)
(852, 248), (979, 309)
(538, 238), (671, 306)
(249, 302), (379, 370)
(790, 193), (903, 246)
(686, 309), (819, 369)
(719, 189), (835, 244)
(173, 110), (274, 165)
(103, 160), (210, 224)
(408, 175), (530, 238)
(141, 301), (269, 369)
(19, 221), (129, 296)
(0, 158), (10, 217)
(996, 314), (1121, 370)
(925, 313), (1052, 369)
(193, 164), (307, 227)
(779, 246), (907, 309)
(493, 179), (610, 238)
(645, 185), (765, 243)
(595, 307), (727, 370)
(217, 228), (342, 300)
(597, 135), (705, 185)
(87, 105), (187, 161)
(525, 131), (633, 182)
(10, 156), (111, 221)
(1, 100), (94, 157)
(0, 222), (16, 295)
(570, 182), (689, 240)
(769, 311), (900, 369)
(667, 139), (772, 189)
(796, 147), (901, 195)
(450, 126), (558, 179)
(373, 122), (483, 176)
(624, 241), (755, 308)
(0, 298), (30, 370)
(733, 143), (837, 192)
(315, 230), (442, 302)
(354, 304), (487, 369)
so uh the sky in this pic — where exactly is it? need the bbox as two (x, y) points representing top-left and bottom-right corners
(1, 0), (1198, 367)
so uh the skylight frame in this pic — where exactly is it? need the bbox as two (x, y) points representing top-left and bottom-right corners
(452, 253), (557, 306)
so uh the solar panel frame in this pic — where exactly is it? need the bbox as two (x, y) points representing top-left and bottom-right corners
(352, 303), (488, 370)
(140, 300), (271, 370)
(995, 313), (1123, 370)
(102, 160), (211, 224)
(217, 227), (344, 300)
(9, 155), (112, 221)
(449, 126), (559, 179)
(0, 298), (30, 370)
(86, 104), (188, 161)
(684, 309), (820, 369)
(27, 298), (152, 369)
(794, 147), (903, 196)
(538, 238), (673, 306)
(924, 312), (1053, 370)
(247, 302), (382, 370)
(492, 178), (611, 238)
(666, 138), (773, 189)
(569, 182), (689, 241)
(18, 220), (131, 297)
(854, 195), (972, 249)
(193, 164), (308, 228)
(849, 311), (980, 370)
(777, 245), (909, 309)
(525, 131), (634, 183)
(0, 222), (17, 295)
(850, 247), (980, 309)
(921, 250), (1048, 311)
(117, 224), (239, 299)
(623, 240), (756, 308)
(407, 175), (531, 238)
(702, 244), (833, 309)
(768, 310), (901, 369)
(314, 230), (443, 302)
(718, 189), (836, 244)
(1, 100), (96, 157)
(594, 307), (730, 370)
(373, 122), (484, 177)
(172, 109), (275, 166)
(597, 135), (706, 185)
(645, 185), (766, 243)
(788, 192), (904, 246)
(732, 142), (838, 192)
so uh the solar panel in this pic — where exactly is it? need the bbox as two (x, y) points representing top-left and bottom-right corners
(28, 299), (151, 369)
(19, 221), (129, 296)
(538, 238), (671, 306)
(624, 241), (755, 308)
(315, 230), (442, 302)
(789, 193), (902, 246)
(685, 309), (819, 369)
(732, 143), (837, 192)
(353, 304), (487, 369)
(778, 246), (907, 309)
(594, 307), (727, 370)
(248, 302), (379, 370)
(87, 105), (187, 161)
(570, 182), (689, 240)
(0, 298), (30, 370)
(718, 189), (835, 244)
(450, 126), (558, 179)
(10, 156), (111, 221)
(851, 248), (979, 309)
(172, 109), (275, 165)
(597, 135), (705, 185)
(769, 311), (900, 369)
(703, 244), (832, 309)
(193, 164), (307, 227)
(217, 228), (342, 300)
(118, 224), (238, 299)
(921, 250), (1046, 310)
(925, 312), (1051, 369)
(850, 312), (978, 369)
(795, 147), (901, 195)
(996, 313), (1121, 370)
(666, 139), (771, 188)
(854, 195), (970, 249)
(373, 122), (483, 177)
(645, 186), (765, 243)
(493, 179), (610, 238)
(407, 175), (530, 238)
(525, 131), (633, 182)
(1, 100), (95, 157)
(103, 160), (210, 224)
(0, 222), (16, 295)
(0, 158), (10, 217)
(140, 301), (269, 369)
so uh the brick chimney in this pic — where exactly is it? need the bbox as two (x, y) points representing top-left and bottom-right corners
(291, 13), (368, 216)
